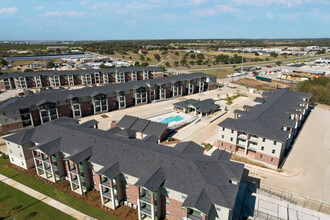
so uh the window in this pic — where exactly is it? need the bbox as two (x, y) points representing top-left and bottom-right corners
(9, 149), (12, 153)
(230, 138), (233, 141)
(19, 153), (22, 158)
(182, 194), (186, 199)
(127, 195), (130, 200)
(259, 154), (263, 159)
(126, 185), (128, 189)
(262, 138), (265, 142)
(222, 127), (225, 131)
(11, 157), (14, 161)
(216, 206), (221, 211)
(17, 145), (20, 149)
(231, 130), (234, 134)
(181, 207), (185, 211)
(273, 141), (277, 145)
(221, 135), (224, 139)
(166, 199), (170, 205)
(261, 146), (264, 151)
(166, 211), (170, 216)
(230, 145), (232, 149)
(270, 158), (274, 162)
(221, 143), (223, 147)
(272, 149), (275, 154)
(21, 161), (24, 166)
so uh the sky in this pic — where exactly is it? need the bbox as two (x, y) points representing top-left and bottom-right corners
(0, 0), (329, 40)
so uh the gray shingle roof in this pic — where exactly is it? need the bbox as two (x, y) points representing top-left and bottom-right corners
(0, 72), (215, 112)
(79, 119), (99, 128)
(174, 99), (218, 113)
(0, 66), (162, 79)
(142, 135), (159, 143)
(219, 89), (312, 142)
(142, 121), (167, 138)
(33, 138), (62, 156)
(6, 117), (243, 212)
(130, 118), (150, 132)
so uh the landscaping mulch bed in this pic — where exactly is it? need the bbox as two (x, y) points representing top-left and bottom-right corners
(5, 162), (138, 220)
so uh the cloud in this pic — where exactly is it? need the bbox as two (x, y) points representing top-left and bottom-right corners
(40, 10), (86, 17)
(0, 7), (18, 15)
(91, 2), (109, 10)
(192, 5), (236, 16)
(188, 0), (207, 6)
(36, 6), (43, 10)
(80, 0), (91, 6)
(232, 0), (313, 7)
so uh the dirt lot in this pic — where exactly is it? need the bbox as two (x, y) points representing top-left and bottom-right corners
(233, 78), (290, 91)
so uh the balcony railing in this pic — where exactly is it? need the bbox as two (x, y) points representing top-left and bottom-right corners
(187, 214), (203, 220)
(248, 138), (258, 144)
(140, 193), (151, 203)
(236, 143), (246, 149)
(103, 191), (112, 199)
(140, 205), (152, 215)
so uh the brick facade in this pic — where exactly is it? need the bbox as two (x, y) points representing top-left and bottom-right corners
(165, 197), (187, 220)
(126, 183), (140, 206)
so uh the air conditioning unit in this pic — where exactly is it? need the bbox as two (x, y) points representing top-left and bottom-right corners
(133, 205), (137, 209)
(128, 202), (132, 207)
(124, 201), (128, 206)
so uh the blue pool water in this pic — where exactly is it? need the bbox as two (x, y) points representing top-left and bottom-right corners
(159, 115), (184, 124)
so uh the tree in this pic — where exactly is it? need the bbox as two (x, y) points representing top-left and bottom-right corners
(197, 53), (204, 60)
(180, 58), (187, 66)
(190, 54), (195, 59)
(134, 61), (140, 67)
(46, 61), (55, 68)
(174, 52), (179, 56)
(189, 60), (195, 65)
(141, 62), (149, 67)
(0, 59), (7, 66)
(270, 52), (278, 57)
(165, 61), (171, 67)
(275, 61), (282, 66)
(173, 61), (179, 67)
(139, 55), (145, 61)
(254, 52), (259, 56)
(154, 53), (161, 61)
(24, 69), (34, 72)
(196, 59), (203, 65)
(99, 63), (106, 68)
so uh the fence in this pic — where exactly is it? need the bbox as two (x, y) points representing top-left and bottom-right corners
(256, 184), (330, 215)
(168, 117), (197, 130)
(140, 109), (174, 119)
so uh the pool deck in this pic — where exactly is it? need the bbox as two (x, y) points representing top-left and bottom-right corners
(148, 111), (196, 128)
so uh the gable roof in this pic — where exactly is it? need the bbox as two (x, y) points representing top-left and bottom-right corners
(219, 89), (312, 142)
(33, 138), (62, 156)
(6, 117), (243, 212)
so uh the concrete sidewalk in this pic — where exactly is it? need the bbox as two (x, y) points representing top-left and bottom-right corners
(0, 174), (94, 220)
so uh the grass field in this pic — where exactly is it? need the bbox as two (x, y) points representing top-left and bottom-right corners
(233, 78), (290, 91)
(0, 182), (74, 220)
(198, 68), (237, 79)
(0, 158), (118, 220)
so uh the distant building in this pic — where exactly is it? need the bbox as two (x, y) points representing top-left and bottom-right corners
(47, 46), (68, 50)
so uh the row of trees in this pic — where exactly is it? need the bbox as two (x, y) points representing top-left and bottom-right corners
(296, 77), (330, 105)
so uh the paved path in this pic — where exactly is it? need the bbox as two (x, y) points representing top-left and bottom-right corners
(0, 174), (93, 220)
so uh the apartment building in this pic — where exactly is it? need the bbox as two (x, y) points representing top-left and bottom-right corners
(0, 67), (163, 90)
(0, 72), (216, 134)
(3, 117), (244, 220)
(215, 89), (312, 169)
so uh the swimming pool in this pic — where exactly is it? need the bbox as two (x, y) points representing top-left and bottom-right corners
(158, 115), (184, 124)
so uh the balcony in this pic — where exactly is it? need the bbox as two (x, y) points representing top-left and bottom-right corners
(34, 155), (42, 161)
(247, 146), (257, 152)
(103, 191), (112, 199)
(248, 138), (258, 144)
(237, 134), (247, 140)
(236, 143), (246, 149)
(140, 205), (152, 215)
(140, 193), (152, 203)
(187, 214), (203, 220)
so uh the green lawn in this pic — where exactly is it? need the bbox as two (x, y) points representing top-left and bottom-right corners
(0, 158), (118, 220)
(0, 181), (74, 220)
